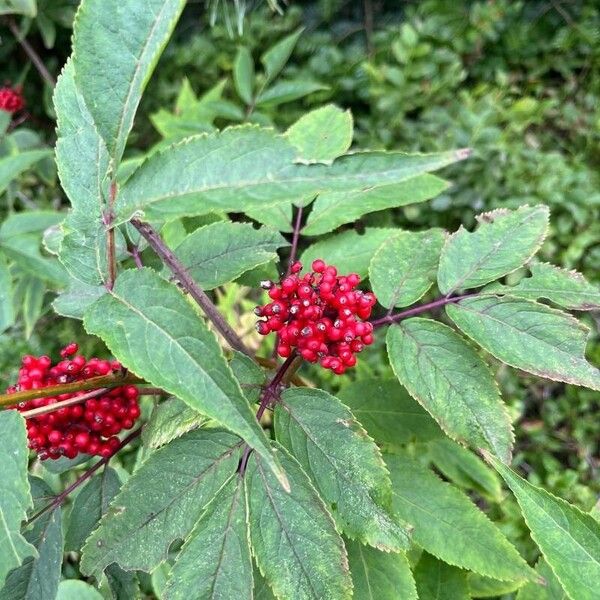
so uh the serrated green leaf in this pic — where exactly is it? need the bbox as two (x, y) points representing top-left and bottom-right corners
(142, 397), (205, 449)
(301, 228), (396, 278)
(72, 0), (186, 163)
(0, 254), (14, 333)
(253, 566), (276, 600)
(286, 105), (353, 165)
(438, 205), (550, 294)
(261, 28), (303, 83)
(65, 468), (121, 552)
(385, 453), (533, 581)
(165, 475), (252, 600)
(0, 150), (51, 195)
(428, 438), (502, 502)
(84, 268), (285, 486)
(105, 564), (140, 600)
(338, 379), (442, 445)
(387, 318), (513, 462)
(369, 229), (445, 308)
(487, 454), (600, 600)
(234, 46), (255, 104)
(0, 212), (63, 240)
(56, 580), (103, 600)
(246, 443), (352, 600)
(414, 553), (469, 600)
(446, 295), (600, 390)
(468, 573), (526, 598)
(80, 429), (243, 575)
(275, 388), (410, 551)
(0, 411), (35, 589)
(517, 559), (568, 600)
(54, 59), (110, 286)
(346, 539), (417, 600)
(115, 126), (467, 224)
(245, 201), (294, 233)
(487, 262), (600, 311)
(52, 279), (105, 320)
(303, 175), (449, 236)
(171, 222), (288, 290)
(0, 478), (62, 600)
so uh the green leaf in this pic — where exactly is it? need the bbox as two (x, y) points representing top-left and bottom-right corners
(301, 228), (396, 278)
(0, 411), (35, 589)
(346, 539), (417, 600)
(245, 201), (293, 233)
(0, 479), (63, 600)
(165, 475), (252, 600)
(54, 59), (110, 286)
(246, 443), (352, 600)
(385, 453), (533, 582)
(233, 46), (255, 104)
(21, 277), (45, 338)
(65, 468), (121, 552)
(414, 553), (469, 600)
(487, 262), (600, 311)
(80, 429), (243, 575)
(84, 268), (286, 487)
(337, 379), (442, 445)
(261, 27), (303, 83)
(428, 438), (502, 502)
(253, 567), (276, 600)
(437, 205), (550, 294)
(275, 388), (410, 551)
(0, 0), (36, 17)
(446, 295), (600, 390)
(171, 222), (288, 290)
(0, 211), (63, 240)
(0, 150), (51, 195)
(486, 453), (600, 600)
(0, 254), (14, 333)
(303, 175), (449, 236)
(286, 105), (353, 165)
(386, 318), (513, 462)
(230, 351), (266, 405)
(52, 279), (105, 320)
(105, 564), (139, 600)
(517, 559), (568, 600)
(115, 127), (467, 224)
(369, 229), (445, 308)
(142, 397), (205, 449)
(56, 580), (103, 600)
(468, 574), (526, 598)
(72, 0), (186, 163)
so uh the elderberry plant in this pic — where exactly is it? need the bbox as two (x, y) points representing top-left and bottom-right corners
(0, 1), (600, 599)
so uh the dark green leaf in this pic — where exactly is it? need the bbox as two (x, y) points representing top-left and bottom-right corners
(0, 150), (51, 195)
(414, 553), (469, 600)
(467, 574), (526, 598)
(261, 28), (303, 83)
(233, 46), (254, 104)
(21, 277), (44, 339)
(0, 254), (14, 333)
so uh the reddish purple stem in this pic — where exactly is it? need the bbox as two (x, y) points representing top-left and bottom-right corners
(286, 206), (304, 275)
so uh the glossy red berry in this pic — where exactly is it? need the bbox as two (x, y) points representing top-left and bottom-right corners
(255, 260), (376, 374)
(0, 85), (24, 114)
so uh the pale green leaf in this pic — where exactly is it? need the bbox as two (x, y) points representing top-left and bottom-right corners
(142, 397), (205, 449)
(386, 453), (533, 581)
(21, 276), (45, 338)
(52, 279), (105, 320)
(233, 46), (255, 104)
(84, 268), (286, 486)
(0, 0), (36, 17)
(303, 175), (449, 236)
(438, 205), (550, 294)
(171, 222), (288, 290)
(414, 553), (469, 600)
(369, 228), (445, 308)
(115, 126), (467, 224)
(246, 444), (352, 600)
(0, 212), (63, 240)
(468, 573), (526, 597)
(301, 228), (396, 278)
(245, 201), (293, 233)
(275, 388), (410, 551)
(517, 559), (568, 600)
(56, 580), (103, 600)
(80, 429), (243, 575)
(0, 411), (35, 589)
(446, 295), (600, 390)
(65, 468), (121, 552)
(0, 150), (51, 195)
(0, 255), (14, 333)
(346, 539), (417, 600)
(165, 476), (252, 600)
(487, 454), (600, 600)
(261, 28), (303, 83)
(337, 379), (442, 445)
(387, 318), (513, 462)
(72, 0), (186, 162)
(286, 105), (353, 165)
(487, 262), (600, 311)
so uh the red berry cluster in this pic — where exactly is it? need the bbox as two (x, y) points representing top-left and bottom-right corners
(6, 343), (140, 460)
(0, 85), (24, 113)
(255, 260), (376, 374)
